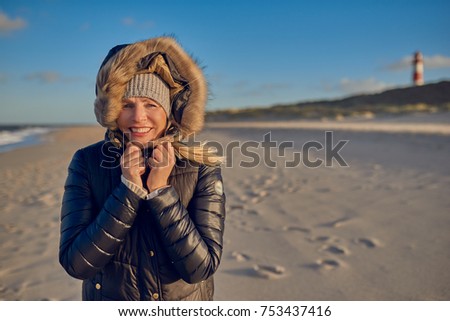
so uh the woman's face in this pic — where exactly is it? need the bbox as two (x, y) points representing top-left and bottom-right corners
(117, 97), (167, 144)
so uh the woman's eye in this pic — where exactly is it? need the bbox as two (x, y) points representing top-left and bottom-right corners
(145, 104), (158, 109)
(123, 103), (134, 109)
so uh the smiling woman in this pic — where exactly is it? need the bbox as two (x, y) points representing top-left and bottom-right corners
(58, 36), (226, 301)
(117, 97), (168, 143)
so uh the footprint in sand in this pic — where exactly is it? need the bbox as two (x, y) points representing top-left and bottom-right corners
(307, 235), (333, 243)
(315, 187), (332, 193)
(281, 183), (293, 192)
(229, 204), (245, 211)
(320, 245), (350, 255)
(250, 197), (262, 204)
(254, 226), (274, 232)
(354, 237), (381, 248)
(282, 226), (311, 233)
(235, 223), (256, 233)
(257, 190), (269, 197)
(318, 217), (353, 228)
(263, 178), (276, 187)
(247, 189), (269, 199)
(1, 224), (23, 234)
(253, 264), (286, 279)
(245, 209), (260, 216)
(231, 251), (251, 262)
(309, 259), (342, 270)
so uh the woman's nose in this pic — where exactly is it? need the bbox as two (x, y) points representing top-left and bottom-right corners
(132, 105), (147, 122)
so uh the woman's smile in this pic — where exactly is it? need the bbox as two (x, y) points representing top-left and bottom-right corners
(116, 97), (167, 143)
(129, 127), (152, 133)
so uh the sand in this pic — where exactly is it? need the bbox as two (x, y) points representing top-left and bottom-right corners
(1, 113), (449, 300)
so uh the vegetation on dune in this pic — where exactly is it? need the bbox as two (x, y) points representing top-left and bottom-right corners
(206, 81), (450, 121)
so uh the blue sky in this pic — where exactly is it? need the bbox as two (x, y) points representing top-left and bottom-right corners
(0, 0), (449, 124)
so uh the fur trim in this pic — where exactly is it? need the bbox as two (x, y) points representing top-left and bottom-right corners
(94, 37), (207, 135)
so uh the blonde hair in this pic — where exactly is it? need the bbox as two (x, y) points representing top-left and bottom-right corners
(107, 128), (223, 167)
(173, 139), (224, 167)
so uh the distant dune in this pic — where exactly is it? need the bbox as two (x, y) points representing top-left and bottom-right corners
(207, 80), (450, 121)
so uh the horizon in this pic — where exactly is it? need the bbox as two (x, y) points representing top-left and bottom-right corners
(1, 79), (449, 125)
(1, 0), (449, 124)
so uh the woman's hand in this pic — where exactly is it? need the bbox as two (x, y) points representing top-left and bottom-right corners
(147, 142), (175, 192)
(121, 143), (146, 189)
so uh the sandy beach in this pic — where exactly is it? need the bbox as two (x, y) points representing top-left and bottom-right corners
(1, 113), (449, 300)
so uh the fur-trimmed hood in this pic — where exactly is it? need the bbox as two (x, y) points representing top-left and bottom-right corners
(94, 37), (207, 137)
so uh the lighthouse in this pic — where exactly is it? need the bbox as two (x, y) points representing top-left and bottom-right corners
(412, 51), (424, 86)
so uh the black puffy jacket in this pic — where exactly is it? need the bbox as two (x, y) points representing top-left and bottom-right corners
(59, 140), (226, 300)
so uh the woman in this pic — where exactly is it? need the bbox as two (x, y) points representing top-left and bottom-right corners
(59, 37), (226, 301)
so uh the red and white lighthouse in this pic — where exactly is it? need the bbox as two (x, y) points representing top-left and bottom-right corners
(412, 51), (424, 86)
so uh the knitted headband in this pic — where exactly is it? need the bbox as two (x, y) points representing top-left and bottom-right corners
(123, 73), (171, 116)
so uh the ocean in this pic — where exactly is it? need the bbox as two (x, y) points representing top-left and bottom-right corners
(0, 125), (56, 153)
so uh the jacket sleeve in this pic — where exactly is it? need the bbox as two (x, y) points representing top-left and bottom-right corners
(59, 148), (141, 280)
(146, 164), (226, 284)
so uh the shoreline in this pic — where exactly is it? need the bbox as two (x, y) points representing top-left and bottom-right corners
(206, 111), (450, 135)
